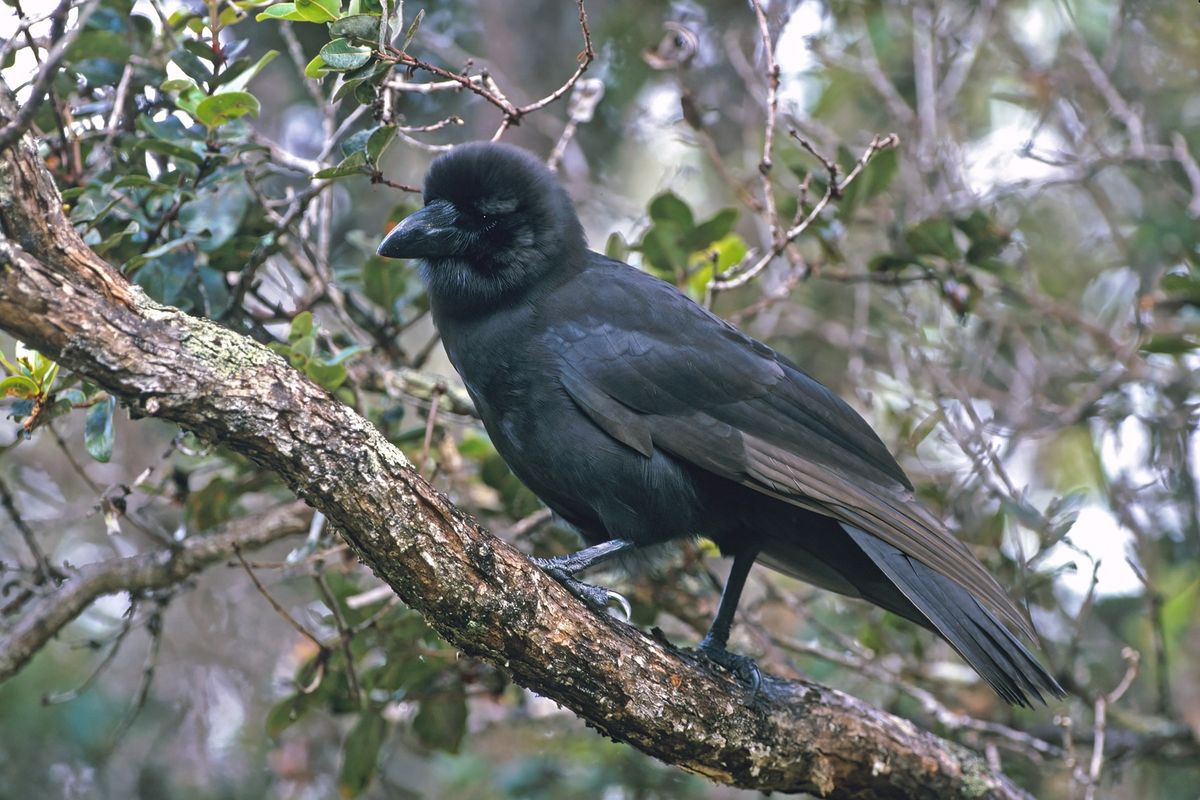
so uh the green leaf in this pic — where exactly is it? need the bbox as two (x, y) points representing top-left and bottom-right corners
(67, 30), (133, 63)
(290, 335), (317, 361)
(255, 3), (309, 22)
(648, 191), (694, 230)
(329, 13), (379, 41)
(956, 210), (1011, 264)
(265, 693), (310, 738)
(85, 396), (116, 463)
(362, 257), (406, 311)
(179, 186), (249, 251)
(313, 150), (368, 179)
(1140, 334), (1198, 355)
(134, 252), (195, 304)
(195, 91), (260, 128)
(685, 208), (737, 250)
(639, 225), (687, 277)
(306, 361), (348, 391)
(604, 232), (628, 261)
(338, 711), (388, 798)
(304, 54), (331, 79)
(171, 47), (212, 85)
(1161, 271), (1200, 307)
(366, 125), (396, 163)
(869, 254), (924, 272)
(218, 49), (279, 93)
(289, 311), (315, 342)
(327, 344), (369, 365)
(0, 375), (40, 398)
(341, 127), (372, 156)
(401, 8), (424, 51)
(296, 0), (339, 22)
(160, 77), (196, 93)
(412, 684), (467, 753)
(319, 37), (372, 71)
(904, 218), (961, 260)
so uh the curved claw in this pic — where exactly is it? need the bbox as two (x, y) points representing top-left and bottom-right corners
(605, 590), (632, 623)
(532, 559), (630, 622)
(698, 639), (763, 703)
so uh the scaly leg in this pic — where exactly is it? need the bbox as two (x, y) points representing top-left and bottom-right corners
(531, 539), (636, 619)
(698, 547), (762, 696)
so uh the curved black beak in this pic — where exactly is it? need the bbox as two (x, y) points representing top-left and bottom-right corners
(377, 199), (460, 259)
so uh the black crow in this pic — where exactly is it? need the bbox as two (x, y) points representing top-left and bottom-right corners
(377, 141), (1063, 706)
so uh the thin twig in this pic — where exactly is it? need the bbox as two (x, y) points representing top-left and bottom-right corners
(313, 571), (361, 708)
(710, 133), (899, 293)
(0, 475), (56, 584)
(233, 547), (325, 653)
(0, 0), (99, 151)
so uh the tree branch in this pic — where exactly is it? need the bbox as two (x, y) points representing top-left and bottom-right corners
(0, 89), (1029, 799)
(0, 501), (312, 682)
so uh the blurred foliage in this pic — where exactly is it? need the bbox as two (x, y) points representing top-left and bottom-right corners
(2, 0), (1200, 798)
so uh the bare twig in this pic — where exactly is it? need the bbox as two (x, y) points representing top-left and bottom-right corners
(0, 474), (56, 584)
(0, 0), (99, 151)
(750, 0), (782, 247)
(313, 571), (361, 707)
(710, 133), (899, 293)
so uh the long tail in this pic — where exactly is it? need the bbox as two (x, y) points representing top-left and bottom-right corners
(844, 524), (1064, 707)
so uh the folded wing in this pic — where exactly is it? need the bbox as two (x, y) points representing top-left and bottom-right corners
(549, 256), (1033, 638)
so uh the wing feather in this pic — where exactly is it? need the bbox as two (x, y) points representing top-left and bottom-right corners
(546, 256), (1033, 637)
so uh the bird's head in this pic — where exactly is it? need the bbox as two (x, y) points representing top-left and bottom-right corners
(377, 142), (586, 313)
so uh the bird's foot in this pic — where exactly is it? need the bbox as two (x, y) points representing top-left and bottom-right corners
(698, 636), (762, 702)
(532, 558), (632, 622)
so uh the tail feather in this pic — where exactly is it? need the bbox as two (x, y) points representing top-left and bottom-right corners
(844, 524), (1064, 707)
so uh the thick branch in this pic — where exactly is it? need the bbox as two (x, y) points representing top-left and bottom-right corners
(0, 99), (1027, 798)
(0, 501), (311, 681)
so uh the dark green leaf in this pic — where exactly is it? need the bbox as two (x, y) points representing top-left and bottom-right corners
(319, 38), (372, 72)
(412, 684), (467, 753)
(195, 91), (260, 128)
(869, 254), (924, 272)
(341, 128), (372, 156)
(904, 219), (961, 260)
(401, 8), (424, 51)
(179, 186), (249, 250)
(68, 30), (132, 63)
(314, 150), (368, 179)
(1140, 334), (1198, 354)
(265, 693), (310, 738)
(171, 47), (212, 85)
(685, 208), (737, 250)
(329, 14), (379, 41)
(338, 711), (388, 798)
(133, 252), (194, 304)
(85, 396), (116, 463)
(648, 191), (694, 230)
(362, 257), (406, 311)
(366, 126), (396, 163)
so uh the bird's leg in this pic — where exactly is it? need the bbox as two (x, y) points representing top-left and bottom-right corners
(531, 539), (636, 620)
(698, 547), (762, 697)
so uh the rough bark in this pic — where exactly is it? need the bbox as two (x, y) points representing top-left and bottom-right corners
(0, 99), (1029, 798)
